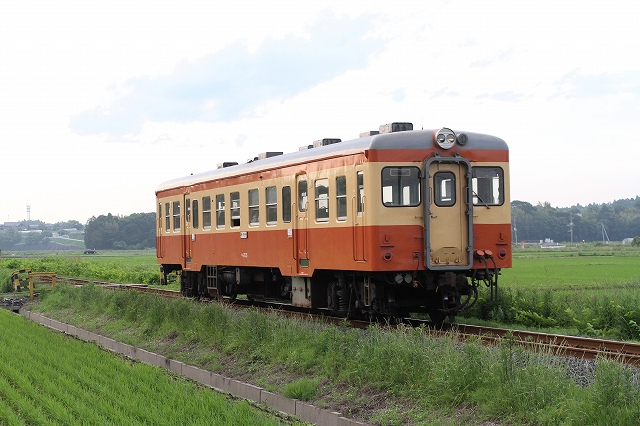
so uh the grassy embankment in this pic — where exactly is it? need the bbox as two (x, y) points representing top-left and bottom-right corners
(0, 309), (301, 426)
(22, 283), (640, 426)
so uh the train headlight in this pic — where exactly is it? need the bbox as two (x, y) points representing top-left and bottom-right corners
(434, 127), (457, 149)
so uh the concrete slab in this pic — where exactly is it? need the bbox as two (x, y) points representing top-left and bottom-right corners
(295, 401), (340, 426)
(165, 358), (183, 375)
(211, 373), (232, 393)
(260, 390), (296, 415)
(229, 379), (261, 403)
(182, 364), (212, 386)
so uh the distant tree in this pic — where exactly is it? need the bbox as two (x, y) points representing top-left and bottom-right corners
(84, 212), (155, 250)
(632, 237), (640, 247)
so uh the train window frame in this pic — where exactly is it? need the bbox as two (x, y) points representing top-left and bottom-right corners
(249, 189), (259, 226)
(172, 201), (181, 232)
(315, 178), (329, 223)
(202, 196), (212, 230)
(215, 194), (225, 229)
(282, 186), (292, 223)
(266, 186), (277, 225)
(165, 202), (170, 231)
(298, 180), (308, 212)
(230, 191), (240, 227)
(381, 166), (421, 207)
(472, 166), (505, 206)
(357, 171), (364, 216)
(336, 175), (347, 221)
(192, 199), (199, 229)
(434, 172), (456, 207)
(158, 203), (162, 231)
(186, 198), (191, 224)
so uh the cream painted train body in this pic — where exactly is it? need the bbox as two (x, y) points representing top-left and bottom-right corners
(156, 122), (510, 322)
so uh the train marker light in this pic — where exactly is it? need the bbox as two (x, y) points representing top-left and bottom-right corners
(434, 127), (457, 149)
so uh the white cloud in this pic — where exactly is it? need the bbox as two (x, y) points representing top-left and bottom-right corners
(1, 0), (639, 224)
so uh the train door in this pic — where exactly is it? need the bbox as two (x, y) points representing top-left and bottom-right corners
(295, 174), (309, 274)
(183, 194), (192, 266)
(156, 202), (165, 259)
(424, 158), (473, 269)
(353, 167), (365, 261)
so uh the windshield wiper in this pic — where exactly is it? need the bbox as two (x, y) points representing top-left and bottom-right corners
(473, 191), (490, 209)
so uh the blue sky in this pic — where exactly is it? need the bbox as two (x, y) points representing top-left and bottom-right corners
(1, 0), (639, 224)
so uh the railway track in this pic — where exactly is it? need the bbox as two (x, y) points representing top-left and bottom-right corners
(35, 277), (640, 366)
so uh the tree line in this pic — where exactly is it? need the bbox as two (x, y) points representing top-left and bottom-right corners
(84, 213), (155, 250)
(512, 197), (640, 243)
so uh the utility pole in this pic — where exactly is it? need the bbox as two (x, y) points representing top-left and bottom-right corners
(567, 214), (574, 245)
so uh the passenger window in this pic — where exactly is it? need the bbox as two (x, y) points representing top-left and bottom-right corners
(282, 186), (291, 222)
(186, 198), (191, 224)
(231, 192), (240, 227)
(357, 172), (364, 216)
(336, 176), (347, 221)
(434, 172), (456, 207)
(249, 189), (259, 226)
(165, 202), (170, 231)
(315, 179), (329, 222)
(202, 196), (211, 229)
(158, 203), (162, 230)
(472, 167), (504, 206)
(216, 194), (225, 228)
(192, 200), (199, 229)
(298, 180), (308, 212)
(382, 167), (420, 207)
(266, 186), (277, 225)
(172, 201), (181, 231)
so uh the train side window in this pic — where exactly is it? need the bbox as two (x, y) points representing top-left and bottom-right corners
(357, 171), (364, 216)
(216, 194), (225, 229)
(202, 196), (211, 229)
(231, 192), (240, 227)
(165, 202), (170, 231)
(315, 179), (329, 222)
(192, 199), (199, 229)
(298, 180), (308, 212)
(472, 167), (504, 206)
(381, 167), (420, 207)
(282, 186), (291, 222)
(434, 172), (456, 207)
(266, 186), (277, 225)
(158, 203), (163, 231)
(249, 189), (259, 226)
(172, 201), (181, 232)
(186, 198), (191, 224)
(336, 175), (347, 221)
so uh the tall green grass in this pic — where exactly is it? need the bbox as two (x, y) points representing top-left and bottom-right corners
(31, 284), (640, 425)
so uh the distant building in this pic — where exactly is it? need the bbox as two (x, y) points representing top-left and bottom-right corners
(622, 238), (634, 245)
(2, 222), (20, 228)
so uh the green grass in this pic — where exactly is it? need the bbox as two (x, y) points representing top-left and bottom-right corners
(0, 309), (300, 425)
(28, 284), (640, 425)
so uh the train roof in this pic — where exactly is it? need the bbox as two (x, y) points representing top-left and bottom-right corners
(156, 127), (508, 193)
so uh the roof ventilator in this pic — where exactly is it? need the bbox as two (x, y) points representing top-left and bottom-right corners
(217, 162), (238, 169)
(379, 122), (413, 133)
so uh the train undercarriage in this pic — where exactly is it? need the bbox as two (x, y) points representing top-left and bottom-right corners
(162, 264), (499, 325)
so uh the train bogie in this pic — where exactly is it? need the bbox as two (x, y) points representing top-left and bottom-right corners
(156, 123), (511, 323)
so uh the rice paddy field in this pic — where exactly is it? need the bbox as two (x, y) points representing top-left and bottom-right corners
(0, 309), (300, 425)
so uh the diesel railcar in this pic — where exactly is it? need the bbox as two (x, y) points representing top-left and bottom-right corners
(156, 122), (511, 323)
